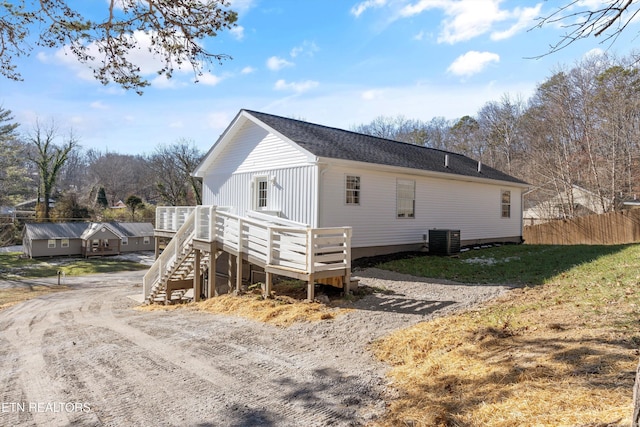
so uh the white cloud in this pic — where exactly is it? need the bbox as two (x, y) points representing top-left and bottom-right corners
(447, 51), (500, 77)
(413, 30), (425, 41)
(491, 5), (542, 41)
(227, 0), (256, 13)
(274, 79), (319, 93)
(351, 0), (388, 17)
(361, 89), (382, 100)
(169, 121), (184, 128)
(197, 72), (223, 86)
(90, 101), (109, 110)
(290, 41), (319, 58)
(230, 25), (245, 40)
(266, 56), (294, 71)
(392, 0), (540, 44)
(241, 66), (256, 74)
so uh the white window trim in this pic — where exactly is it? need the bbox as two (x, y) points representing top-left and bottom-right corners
(345, 175), (360, 206)
(501, 189), (511, 218)
(122, 237), (128, 245)
(396, 179), (416, 219)
(61, 239), (69, 248)
(253, 176), (269, 211)
(48, 239), (56, 249)
(143, 236), (150, 245)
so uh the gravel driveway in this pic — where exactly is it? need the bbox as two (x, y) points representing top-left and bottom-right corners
(0, 268), (513, 426)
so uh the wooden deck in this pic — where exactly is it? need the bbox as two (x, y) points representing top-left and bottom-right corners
(143, 206), (352, 304)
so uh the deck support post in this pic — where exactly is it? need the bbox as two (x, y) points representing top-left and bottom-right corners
(236, 256), (242, 294)
(307, 274), (315, 302)
(193, 249), (201, 302)
(264, 272), (273, 298)
(228, 253), (235, 293)
(208, 245), (217, 297)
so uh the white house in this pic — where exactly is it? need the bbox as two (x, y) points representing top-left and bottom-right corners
(145, 110), (529, 303)
(192, 109), (529, 258)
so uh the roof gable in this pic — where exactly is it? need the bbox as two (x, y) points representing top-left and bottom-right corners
(243, 110), (527, 186)
(193, 110), (316, 178)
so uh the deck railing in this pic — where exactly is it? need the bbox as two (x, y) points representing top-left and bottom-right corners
(146, 206), (352, 300)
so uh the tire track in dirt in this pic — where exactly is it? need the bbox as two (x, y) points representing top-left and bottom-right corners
(69, 289), (374, 426)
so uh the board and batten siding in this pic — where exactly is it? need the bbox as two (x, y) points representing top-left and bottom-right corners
(319, 164), (523, 248)
(203, 165), (318, 226)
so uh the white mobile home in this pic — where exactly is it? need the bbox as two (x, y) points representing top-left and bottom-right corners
(192, 110), (528, 258)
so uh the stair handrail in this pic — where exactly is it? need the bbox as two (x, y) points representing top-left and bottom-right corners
(143, 209), (196, 300)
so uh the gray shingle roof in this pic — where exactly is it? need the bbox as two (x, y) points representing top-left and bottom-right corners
(244, 110), (527, 185)
(23, 222), (154, 240)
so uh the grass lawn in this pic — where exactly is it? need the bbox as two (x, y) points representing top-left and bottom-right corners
(0, 251), (149, 310)
(373, 244), (640, 426)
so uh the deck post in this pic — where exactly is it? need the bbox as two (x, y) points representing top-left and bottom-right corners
(236, 256), (242, 294)
(265, 272), (273, 298)
(307, 273), (315, 302)
(154, 236), (160, 259)
(208, 244), (217, 297)
(306, 228), (315, 302)
(193, 249), (201, 302)
(228, 253), (235, 292)
(343, 227), (352, 295)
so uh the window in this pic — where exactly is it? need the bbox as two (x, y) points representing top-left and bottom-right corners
(345, 175), (360, 205)
(254, 177), (268, 210)
(61, 239), (69, 248)
(48, 239), (56, 248)
(122, 237), (128, 246)
(397, 179), (415, 218)
(143, 236), (150, 245)
(501, 190), (511, 218)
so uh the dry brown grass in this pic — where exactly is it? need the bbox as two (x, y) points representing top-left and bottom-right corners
(0, 285), (68, 310)
(371, 283), (638, 426)
(138, 281), (350, 327)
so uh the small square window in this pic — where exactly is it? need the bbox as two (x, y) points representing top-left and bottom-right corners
(61, 239), (69, 248)
(122, 237), (128, 245)
(48, 239), (56, 249)
(143, 236), (150, 245)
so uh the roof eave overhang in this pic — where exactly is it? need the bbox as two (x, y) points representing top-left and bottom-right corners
(319, 157), (529, 189)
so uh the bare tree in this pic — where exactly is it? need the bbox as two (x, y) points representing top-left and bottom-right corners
(26, 120), (78, 221)
(148, 140), (204, 206)
(0, 1), (237, 93)
(534, 1), (640, 55)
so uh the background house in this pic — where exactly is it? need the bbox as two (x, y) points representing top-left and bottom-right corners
(23, 221), (154, 258)
(193, 110), (529, 258)
(523, 185), (613, 225)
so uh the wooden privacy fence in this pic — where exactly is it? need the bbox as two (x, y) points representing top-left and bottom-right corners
(523, 210), (640, 245)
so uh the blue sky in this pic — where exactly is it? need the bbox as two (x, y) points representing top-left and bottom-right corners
(1, 0), (638, 155)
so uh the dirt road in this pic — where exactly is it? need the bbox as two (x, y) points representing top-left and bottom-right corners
(0, 268), (512, 426)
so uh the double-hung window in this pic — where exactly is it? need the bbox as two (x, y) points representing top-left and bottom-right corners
(254, 177), (269, 210)
(501, 190), (511, 218)
(345, 175), (360, 205)
(397, 179), (415, 218)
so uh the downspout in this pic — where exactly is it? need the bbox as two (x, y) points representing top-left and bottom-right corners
(316, 161), (329, 228)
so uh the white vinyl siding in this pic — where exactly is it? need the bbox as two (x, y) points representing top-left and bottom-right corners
(397, 179), (415, 218)
(205, 121), (311, 177)
(319, 164), (523, 248)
